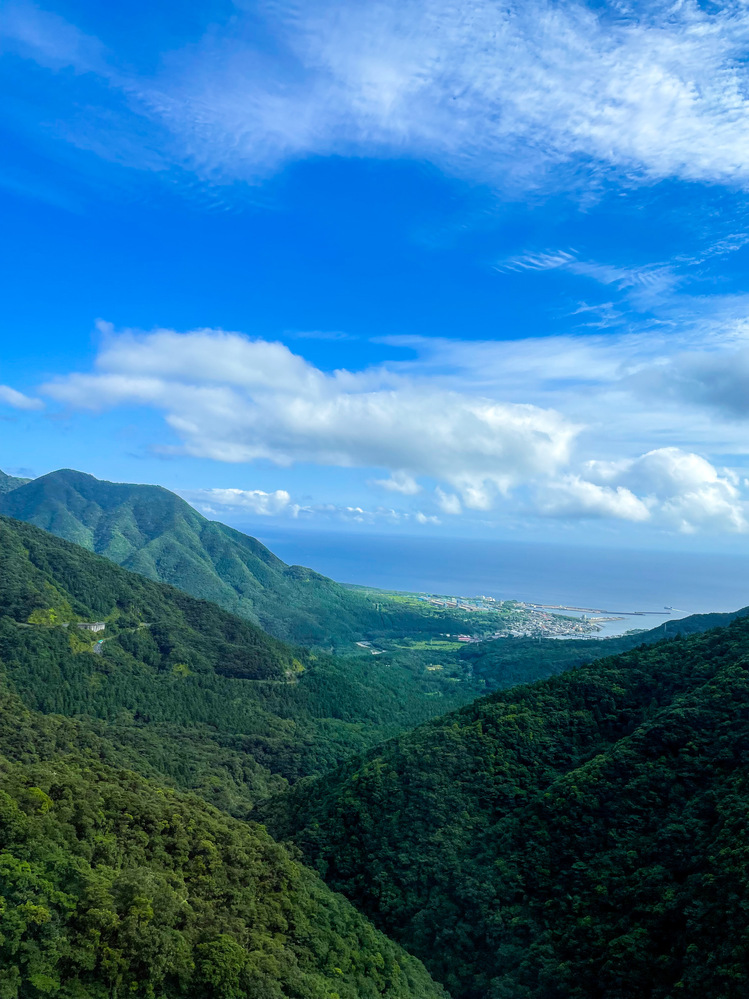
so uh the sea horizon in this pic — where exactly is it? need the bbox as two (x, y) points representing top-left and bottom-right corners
(252, 527), (749, 638)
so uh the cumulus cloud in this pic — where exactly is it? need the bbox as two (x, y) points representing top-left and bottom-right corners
(9, 0), (749, 193)
(297, 503), (439, 526)
(373, 471), (421, 495)
(435, 488), (462, 515)
(0, 384), (44, 411)
(181, 486), (443, 526)
(535, 447), (748, 533)
(579, 447), (748, 533)
(43, 325), (578, 511)
(185, 487), (291, 517)
(415, 511), (440, 525)
(537, 476), (651, 523)
(33, 322), (749, 536)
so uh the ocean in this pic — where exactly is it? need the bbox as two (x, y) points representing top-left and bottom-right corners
(253, 528), (749, 638)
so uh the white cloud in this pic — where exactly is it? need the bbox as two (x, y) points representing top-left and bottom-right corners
(435, 488), (462, 515)
(34, 322), (749, 536)
(498, 250), (578, 273)
(196, 0), (749, 190)
(373, 471), (421, 495)
(631, 345), (749, 419)
(582, 447), (748, 534)
(295, 502), (437, 526)
(537, 447), (748, 533)
(43, 326), (578, 511)
(10, 0), (749, 192)
(182, 488), (443, 526)
(0, 384), (44, 411)
(376, 324), (749, 451)
(415, 511), (440, 525)
(185, 487), (291, 517)
(497, 249), (680, 308)
(537, 476), (652, 523)
(0, 1), (104, 73)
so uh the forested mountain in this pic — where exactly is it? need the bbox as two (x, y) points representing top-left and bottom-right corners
(0, 682), (445, 999)
(0, 515), (477, 814)
(7, 480), (749, 998)
(0, 469), (512, 647)
(0, 468), (373, 645)
(0, 469), (30, 494)
(261, 615), (749, 999)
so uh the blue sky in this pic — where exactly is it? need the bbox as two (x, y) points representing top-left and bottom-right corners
(4, 0), (749, 548)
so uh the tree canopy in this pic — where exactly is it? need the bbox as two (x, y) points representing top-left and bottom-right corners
(261, 616), (749, 999)
(0, 680), (444, 999)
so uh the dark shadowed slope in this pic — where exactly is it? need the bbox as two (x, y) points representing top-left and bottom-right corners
(261, 615), (749, 999)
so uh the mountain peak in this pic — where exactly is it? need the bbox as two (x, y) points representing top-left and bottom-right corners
(0, 467), (364, 644)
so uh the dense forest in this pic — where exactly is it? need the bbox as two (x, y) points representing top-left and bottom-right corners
(261, 616), (749, 999)
(0, 515), (482, 814)
(0, 469), (517, 647)
(0, 679), (445, 999)
(5, 500), (749, 998)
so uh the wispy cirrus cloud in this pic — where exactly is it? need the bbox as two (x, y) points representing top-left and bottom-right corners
(7, 0), (749, 194)
(497, 250), (578, 273)
(0, 384), (44, 411)
(0, 1), (104, 72)
(497, 248), (680, 308)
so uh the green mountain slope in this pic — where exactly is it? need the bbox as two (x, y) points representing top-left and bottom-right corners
(0, 514), (475, 814)
(261, 616), (749, 999)
(0, 469), (30, 494)
(0, 469), (513, 647)
(0, 683), (445, 999)
(0, 468), (356, 644)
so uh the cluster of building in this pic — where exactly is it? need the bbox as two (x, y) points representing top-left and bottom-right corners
(484, 611), (599, 640)
(420, 595), (503, 613)
(449, 610), (603, 642)
(417, 591), (602, 641)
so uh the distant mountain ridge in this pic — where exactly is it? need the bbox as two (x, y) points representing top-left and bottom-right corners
(0, 468), (417, 645)
(0, 469), (30, 494)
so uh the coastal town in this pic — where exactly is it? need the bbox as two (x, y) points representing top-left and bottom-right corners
(415, 592), (613, 640)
